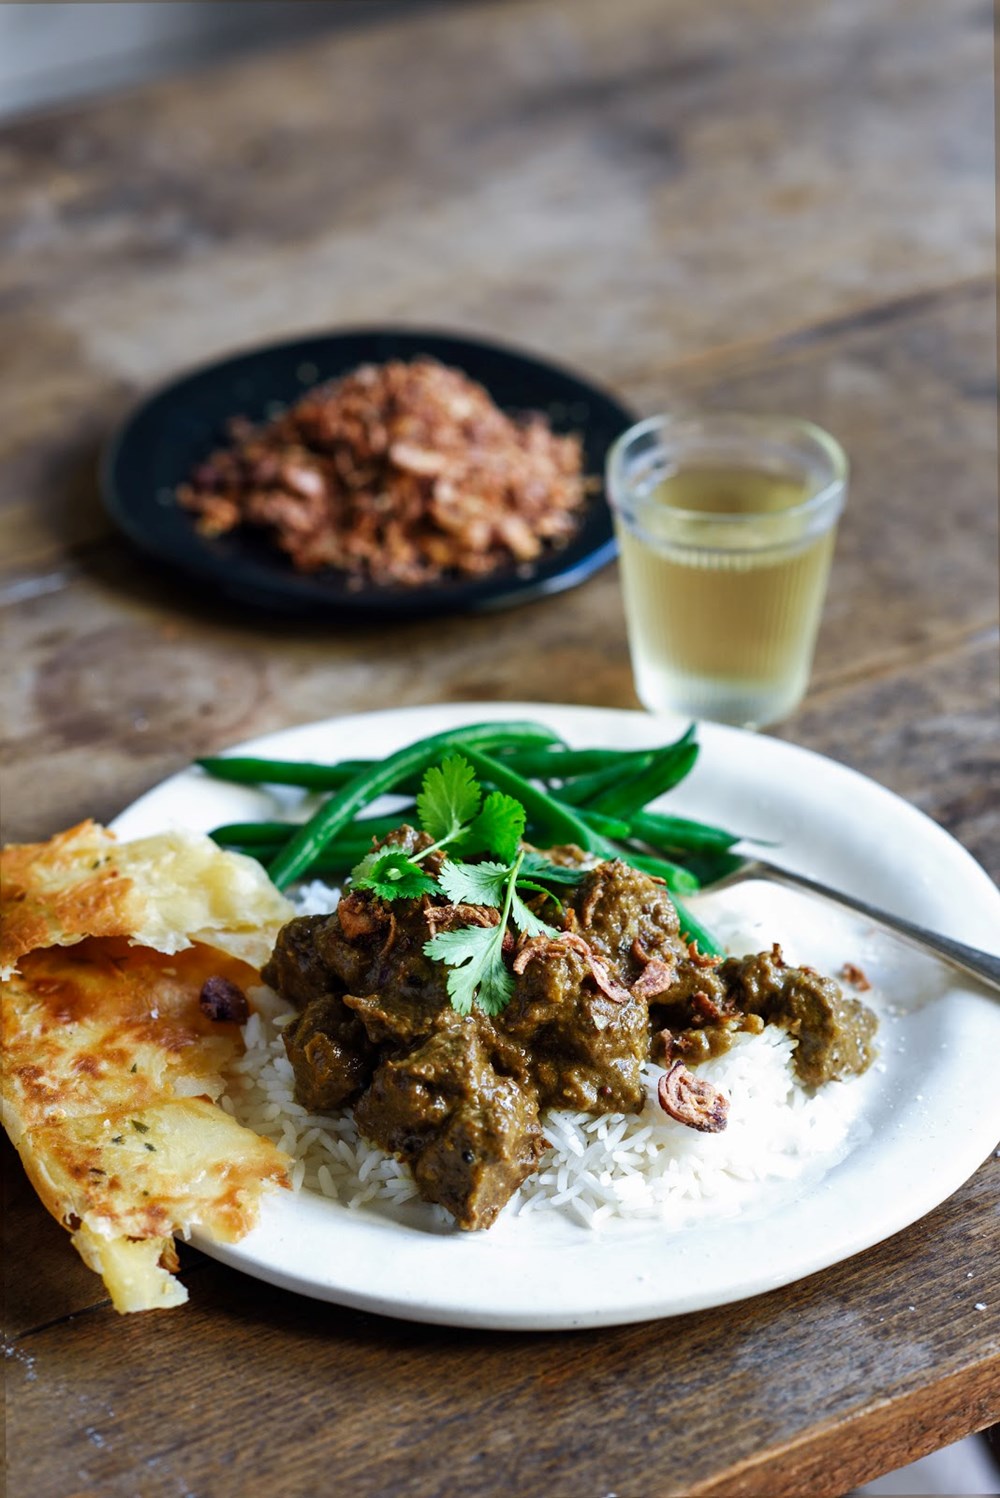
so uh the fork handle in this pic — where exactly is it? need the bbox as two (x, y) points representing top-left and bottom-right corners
(756, 861), (1000, 997)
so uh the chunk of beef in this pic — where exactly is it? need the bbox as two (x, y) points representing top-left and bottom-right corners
(412, 1085), (546, 1232)
(282, 993), (376, 1111)
(312, 892), (397, 994)
(498, 938), (648, 1112)
(354, 1018), (546, 1229)
(572, 860), (686, 985)
(646, 955), (731, 1034)
(718, 946), (877, 1085)
(339, 903), (498, 1048)
(343, 983), (451, 1049)
(261, 915), (337, 1009)
(354, 1023), (461, 1157)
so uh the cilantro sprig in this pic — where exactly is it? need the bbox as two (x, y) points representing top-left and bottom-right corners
(429, 849), (559, 1015)
(347, 753), (582, 1016)
(416, 755), (481, 844)
(348, 848), (439, 902)
(349, 755), (526, 899)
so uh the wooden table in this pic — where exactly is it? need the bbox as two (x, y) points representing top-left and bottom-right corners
(2, 1), (997, 1493)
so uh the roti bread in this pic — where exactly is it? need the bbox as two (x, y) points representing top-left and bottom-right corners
(21, 1097), (289, 1312)
(1, 820), (294, 978)
(1, 823), (295, 1312)
(2, 939), (256, 1145)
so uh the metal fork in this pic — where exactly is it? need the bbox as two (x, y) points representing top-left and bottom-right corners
(694, 855), (1000, 996)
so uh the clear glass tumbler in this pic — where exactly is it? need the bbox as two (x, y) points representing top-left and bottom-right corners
(606, 413), (848, 728)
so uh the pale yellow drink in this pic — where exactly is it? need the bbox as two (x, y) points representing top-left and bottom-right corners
(607, 419), (847, 727)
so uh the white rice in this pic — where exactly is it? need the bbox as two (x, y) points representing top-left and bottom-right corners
(221, 881), (866, 1230)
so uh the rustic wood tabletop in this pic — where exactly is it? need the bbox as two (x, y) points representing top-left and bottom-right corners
(1, 1), (997, 1495)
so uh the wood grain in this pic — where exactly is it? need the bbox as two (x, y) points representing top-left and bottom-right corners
(1, 0), (997, 1493)
(0, 0), (993, 573)
(5, 1155), (998, 1498)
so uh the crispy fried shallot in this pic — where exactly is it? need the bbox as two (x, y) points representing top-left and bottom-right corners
(651, 1028), (676, 1064)
(839, 962), (872, 992)
(178, 358), (588, 587)
(656, 1060), (729, 1133)
(690, 989), (726, 1024)
(630, 957), (677, 1000)
(687, 941), (723, 969)
(513, 932), (632, 1004)
(337, 893), (387, 943)
(423, 904), (501, 935)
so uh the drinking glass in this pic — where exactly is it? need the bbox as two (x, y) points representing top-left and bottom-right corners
(605, 413), (848, 728)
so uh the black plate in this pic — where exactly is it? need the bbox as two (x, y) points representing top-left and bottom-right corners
(102, 328), (636, 617)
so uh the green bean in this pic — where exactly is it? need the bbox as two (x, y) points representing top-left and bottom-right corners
(197, 757), (362, 789)
(492, 746), (659, 779)
(210, 812), (407, 849)
(350, 811), (415, 841)
(200, 758), (434, 799)
(590, 733), (699, 819)
(458, 748), (603, 852)
(267, 723), (563, 888)
(197, 721), (565, 792)
(673, 849), (747, 888)
(210, 820), (304, 846)
(222, 841), (374, 876)
(628, 810), (742, 853)
(570, 807), (633, 840)
(554, 754), (656, 806)
(671, 896), (727, 958)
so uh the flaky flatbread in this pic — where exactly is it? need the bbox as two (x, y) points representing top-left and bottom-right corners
(1, 820), (294, 978)
(2, 938), (255, 1145)
(21, 1098), (289, 1312)
(1, 822), (295, 1312)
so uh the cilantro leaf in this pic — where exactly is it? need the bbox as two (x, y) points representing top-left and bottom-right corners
(425, 848), (526, 1016)
(511, 891), (557, 940)
(519, 852), (589, 886)
(514, 878), (566, 916)
(473, 939), (517, 1016)
(416, 755), (481, 844)
(437, 859), (509, 908)
(350, 849), (439, 901)
(466, 791), (525, 862)
(423, 924), (514, 1016)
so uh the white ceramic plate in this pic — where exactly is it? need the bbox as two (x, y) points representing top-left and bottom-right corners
(112, 703), (1000, 1329)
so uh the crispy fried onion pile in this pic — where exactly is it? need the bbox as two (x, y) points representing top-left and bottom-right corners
(179, 358), (589, 586)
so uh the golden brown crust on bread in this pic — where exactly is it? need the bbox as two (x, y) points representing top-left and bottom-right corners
(1, 822), (294, 1312)
(1, 822), (143, 976)
(17, 1100), (290, 1313)
(18, 1098), (289, 1243)
(1, 822), (295, 977)
(2, 938), (256, 1143)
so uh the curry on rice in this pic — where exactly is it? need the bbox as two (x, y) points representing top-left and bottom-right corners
(263, 830), (877, 1231)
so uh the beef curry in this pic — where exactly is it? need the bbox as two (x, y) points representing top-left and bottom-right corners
(262, 832), (877, 1230)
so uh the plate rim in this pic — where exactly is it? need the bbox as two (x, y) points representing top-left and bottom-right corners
(110, 702), (1000, 1329)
